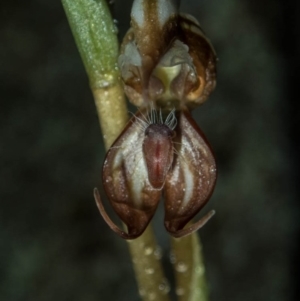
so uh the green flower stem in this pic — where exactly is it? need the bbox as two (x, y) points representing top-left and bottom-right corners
(62, 0), (119, 90)
(127, 227), (171, 301)
(62, 0), (128, 147)
(92, 85), (128, 148)
(62, 1), (170, 300)
(171, 233), (209, 301)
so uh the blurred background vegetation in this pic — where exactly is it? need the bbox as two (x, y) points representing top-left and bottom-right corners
(0, 0), (299, 300)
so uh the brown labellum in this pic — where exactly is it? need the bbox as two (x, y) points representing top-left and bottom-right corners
(143, 124), (173, 189)
(143, 125), (174, 189)
(94, 108), (216, 239)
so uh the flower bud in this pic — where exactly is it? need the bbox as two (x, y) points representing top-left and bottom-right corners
(118, 0), (217, 109)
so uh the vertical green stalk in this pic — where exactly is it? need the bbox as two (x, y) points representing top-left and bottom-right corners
(62, 0), (127, 147)
(62, 1), (170, 300)
(171, 233), (209, 301)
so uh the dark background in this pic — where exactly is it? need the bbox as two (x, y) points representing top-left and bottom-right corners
(1, 0), (299, 300)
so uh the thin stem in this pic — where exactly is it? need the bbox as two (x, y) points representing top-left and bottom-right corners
(92, 85), (128, 148)
(62, 0), (119, 90)
(62, 0), (127, 147)
(62, 1), (170, 300)
(171, 233), (209, 301)
(127, 227), (171, 301)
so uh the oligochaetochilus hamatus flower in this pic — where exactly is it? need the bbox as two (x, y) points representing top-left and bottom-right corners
(94, 0), (217, 239)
